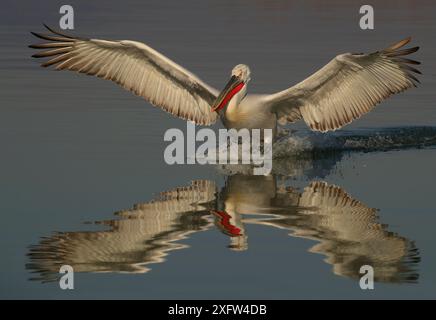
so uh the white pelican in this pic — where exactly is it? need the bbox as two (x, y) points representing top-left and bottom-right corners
(30, 25), (421, 136)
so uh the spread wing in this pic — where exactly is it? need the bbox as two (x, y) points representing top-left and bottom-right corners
(30, 25), (219, 125)
(249, 181), (419, 283)
(266, 38), (421, 132)
(26, 181), (216, 281)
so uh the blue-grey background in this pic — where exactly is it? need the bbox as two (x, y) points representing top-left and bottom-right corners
(0, 0), (435, 299)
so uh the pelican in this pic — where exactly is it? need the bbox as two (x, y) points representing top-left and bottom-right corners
(30, 25), (421, 136)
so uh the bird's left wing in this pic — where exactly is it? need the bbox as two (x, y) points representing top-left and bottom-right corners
(265, 38), (421, 132)
(30, 25), (219, 125)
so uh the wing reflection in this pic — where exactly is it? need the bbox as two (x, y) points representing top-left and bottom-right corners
(27, 181), (216, 281)
(258, 180), (420, 283)
(27, 176), (419, 283)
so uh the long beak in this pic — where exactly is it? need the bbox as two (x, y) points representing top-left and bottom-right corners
(211, 75), (244, 112)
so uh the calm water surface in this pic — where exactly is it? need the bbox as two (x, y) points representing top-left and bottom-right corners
(1, 0), (435, 299)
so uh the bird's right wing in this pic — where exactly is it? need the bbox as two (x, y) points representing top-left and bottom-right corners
(26, 180), (216, 281)
(117, 180), (216, 219)
(30, 25), (219, 125)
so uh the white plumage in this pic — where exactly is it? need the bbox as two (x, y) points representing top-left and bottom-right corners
(30, 25), (421, 134)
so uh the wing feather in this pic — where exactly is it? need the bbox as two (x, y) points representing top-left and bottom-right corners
(30, 25), (218, 125)
(267, 38), (421, 132)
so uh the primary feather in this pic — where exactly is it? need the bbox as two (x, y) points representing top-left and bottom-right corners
(267, 37), (421, 132)
(30, 25), (218, 125)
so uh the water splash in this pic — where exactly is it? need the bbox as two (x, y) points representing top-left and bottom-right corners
(274, 126), (436, 157)
(217, 127), (436, 178)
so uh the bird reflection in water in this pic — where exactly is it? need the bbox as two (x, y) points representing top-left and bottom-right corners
(27, 167), (419, 284)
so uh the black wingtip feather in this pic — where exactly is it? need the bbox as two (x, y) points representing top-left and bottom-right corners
(384, 39), (422, 83)
(42, 23), (75, 39)
(386, 46), (420, 57)
(30, 31), (70, 42)
(407, 73), (421, 84)
(394, 57), (421, 65)
(30, 31), (43, 40)
(42, 23), (52, 31)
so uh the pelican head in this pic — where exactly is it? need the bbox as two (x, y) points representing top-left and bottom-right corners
(231, 64), (251, 82)
(211, 64), (251, 112)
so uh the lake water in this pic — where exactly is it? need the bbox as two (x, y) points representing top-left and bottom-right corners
(1, 0), (435, 299)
